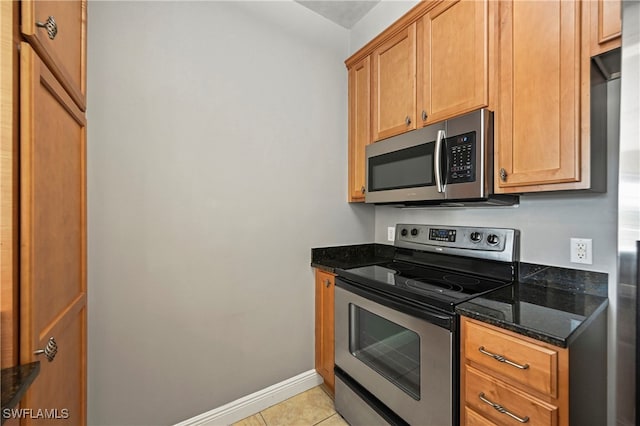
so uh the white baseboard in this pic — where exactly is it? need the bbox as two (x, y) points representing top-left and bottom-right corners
(174, 370), (324, 426)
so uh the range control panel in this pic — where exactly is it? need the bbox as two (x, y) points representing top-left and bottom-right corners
(395, 224), (519, 262)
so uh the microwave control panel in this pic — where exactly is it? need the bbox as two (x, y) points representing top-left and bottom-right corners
(446, 131), (476, 184)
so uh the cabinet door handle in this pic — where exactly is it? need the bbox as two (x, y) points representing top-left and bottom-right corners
(422, 110), (428, 121)
(405, 116), (411, 126)
(361, 186), (366, 194)
(36, 16), (58, 40)
(324, 279), (331, 288)
(479, 393), (530, 423)
(34, 337), (58, 362)
(478, 346), (529, 369)
(499, 168), (507, 182)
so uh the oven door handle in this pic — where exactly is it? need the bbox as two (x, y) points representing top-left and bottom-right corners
(336, 277), (453, 330)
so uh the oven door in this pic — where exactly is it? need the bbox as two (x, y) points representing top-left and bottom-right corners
(334, 284), (453, 426)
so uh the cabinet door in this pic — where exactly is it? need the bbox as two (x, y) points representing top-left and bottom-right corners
(20, 43), (87, 425)
(21, 0), (87, 110)
(497, 0), (581, 191)
(372, 23), (417, 141)
(348, 56), (371, 202)
(591, 0), (621, 55)
(420, 0), (488, 125)
(315, 270), (335, 394)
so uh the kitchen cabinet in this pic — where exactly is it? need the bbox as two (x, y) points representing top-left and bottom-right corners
(315, 269), (335, 395)
(418, 0), (491, 126)
(496, 0), (587, 193)
(19, 42), (88, 425)
(591, 0), (621, 56)
(461, 316), (606, 426)
(21, 0), (87, 111)
(348, 56), (371, 202)
(346, 0), (493, 202)
(371, 23), (417, 141)
(0, 0), (87, 423)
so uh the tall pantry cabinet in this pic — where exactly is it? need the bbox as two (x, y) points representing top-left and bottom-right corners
(1, 1), (87, 424)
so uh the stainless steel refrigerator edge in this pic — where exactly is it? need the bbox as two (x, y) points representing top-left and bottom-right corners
(617, 2), (639, 425)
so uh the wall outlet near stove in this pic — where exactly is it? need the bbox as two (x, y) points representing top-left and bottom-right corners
(387, 227), (395, 242)
(570, 238), (592, 264)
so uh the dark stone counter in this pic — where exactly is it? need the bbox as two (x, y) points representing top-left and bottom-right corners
(311, 243), (608, 348)
(456, 264), (609, 348)
(1, 362), (40, 423)
(311, 243), (395, 273)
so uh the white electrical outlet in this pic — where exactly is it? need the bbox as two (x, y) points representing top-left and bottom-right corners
(570, 238), (593, 264)
(387, 227), (395, 242)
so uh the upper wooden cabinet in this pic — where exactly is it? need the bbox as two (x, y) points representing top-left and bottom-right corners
(21, 0), (87, 111)
(496, 0), (583, 192)
(418, 0), (489, 126)
(372, 23), (417, 141)
(591, 0), (621, 55)
(348, 56), (371, 202)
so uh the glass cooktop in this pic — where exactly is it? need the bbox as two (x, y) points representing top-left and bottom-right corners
(339, 260), (513, 313)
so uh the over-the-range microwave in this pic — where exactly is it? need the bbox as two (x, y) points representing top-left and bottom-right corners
(365, 108), (518, 206)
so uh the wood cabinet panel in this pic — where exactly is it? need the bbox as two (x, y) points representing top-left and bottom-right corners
(21, 0), (87, 110)
(372, 23), (417, 141)
(466, 366), (559, 426)
(348, 56), (371, 202)
(20, 42), (87, 425)
(315, 270), (335, 395)
(464, 320), (558, 398)
(497, 0), (581, 191)
(591, 0), (621, 55)
(465, 407), (497, 426)
(420, 0), (488, 125)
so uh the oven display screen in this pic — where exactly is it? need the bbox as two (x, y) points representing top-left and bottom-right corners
(429, 228), (456, 242)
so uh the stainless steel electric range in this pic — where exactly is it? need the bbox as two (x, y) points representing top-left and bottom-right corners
(334, 224), (519, 426)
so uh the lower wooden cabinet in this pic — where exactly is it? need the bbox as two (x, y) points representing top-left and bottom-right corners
(461, 316), (606, 426)
(315, 269), (335, 395)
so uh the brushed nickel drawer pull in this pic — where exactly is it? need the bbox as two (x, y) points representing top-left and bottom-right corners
(34, 337), (58, 362)
(324, 279), (331, 288)
(478, 346), (529, 370)
(479, 392), (530, 423)
(36, 16), (58, 40)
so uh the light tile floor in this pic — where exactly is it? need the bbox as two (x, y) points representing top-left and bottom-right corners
(232, 386), (348, 426)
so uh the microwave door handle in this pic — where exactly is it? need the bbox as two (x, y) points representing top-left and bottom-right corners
(435, 130), (445, 193)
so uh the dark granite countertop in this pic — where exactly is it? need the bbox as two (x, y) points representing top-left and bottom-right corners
(312, 244), (609, 348)
(311, 243), (395, 273)
(1, 362), (40, 423)
(456, 263), (609, 348)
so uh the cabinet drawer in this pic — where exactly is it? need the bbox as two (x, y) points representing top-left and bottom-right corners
(464, 321), (558, 397)
(465, 366), (558, 426)
(465, 406), (497, 426)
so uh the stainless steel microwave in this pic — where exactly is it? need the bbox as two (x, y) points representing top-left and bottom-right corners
(365, 109), (518, 206)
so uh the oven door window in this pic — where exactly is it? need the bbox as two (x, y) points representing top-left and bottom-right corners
(348, 304), (420, 400)
(368, 142), (435, 192)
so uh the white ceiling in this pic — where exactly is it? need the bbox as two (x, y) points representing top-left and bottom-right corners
(294, 0), (381, 29)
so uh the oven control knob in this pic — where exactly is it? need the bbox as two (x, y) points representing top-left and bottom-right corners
(411, 228), (419, 236)
(470, 232), (482, 243)
(487, 234), (499, 246)
(400, 228), (408, 237)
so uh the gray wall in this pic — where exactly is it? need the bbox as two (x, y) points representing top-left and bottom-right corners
(352, 1), (620, 424)
(87, 2), (374, 425)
